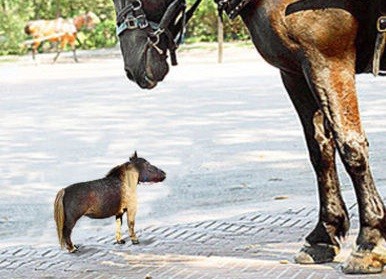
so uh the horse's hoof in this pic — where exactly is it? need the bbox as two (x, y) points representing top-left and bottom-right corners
(68, 245), (79, 253)
(116, 239), (126, 244)
(341, 250), (384, 274)
(131, 239), (140, 245)
(294, 243), (338, 264)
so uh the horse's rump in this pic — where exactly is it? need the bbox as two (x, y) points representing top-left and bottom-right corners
(283, 0), (384, 73)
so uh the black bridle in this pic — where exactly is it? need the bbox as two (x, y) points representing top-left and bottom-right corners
(216, 0), (251, 20)
(115, 0), (201, 66)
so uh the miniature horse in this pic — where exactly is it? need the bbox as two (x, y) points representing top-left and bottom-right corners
(24, 12), (99, 62)
(112, 0), (386, 274)
(54, 152), (166, 253)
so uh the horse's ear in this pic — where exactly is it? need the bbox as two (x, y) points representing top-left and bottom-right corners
(130, 151), (138, 161)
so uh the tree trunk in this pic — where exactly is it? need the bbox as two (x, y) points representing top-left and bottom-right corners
(217, 16), (224, 63)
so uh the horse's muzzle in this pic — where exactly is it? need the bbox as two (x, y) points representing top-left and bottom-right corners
(125, 70), (158, 89)
(158, 170), (166, 182)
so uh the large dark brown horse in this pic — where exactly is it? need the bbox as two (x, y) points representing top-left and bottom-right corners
(113, 0), (386, 274)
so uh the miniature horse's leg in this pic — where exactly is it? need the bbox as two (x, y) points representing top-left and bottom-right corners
(115, 214), (125, 244)
(281, 71), (349, 264)
(287, 10), (386, 273)
(127, 202), (139, 244)
(63, 217), (79, 253)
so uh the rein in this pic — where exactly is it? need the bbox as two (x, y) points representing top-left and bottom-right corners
(115, 0), (201, 66)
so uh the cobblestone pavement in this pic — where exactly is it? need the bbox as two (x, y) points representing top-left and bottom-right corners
(0, 201), (384, 279)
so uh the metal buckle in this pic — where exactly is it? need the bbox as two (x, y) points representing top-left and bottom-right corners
(137, 15), (149, 29)
(378, 16), (386, 33)
(132, 0), (142, 11)
(126, 16), (138, 29)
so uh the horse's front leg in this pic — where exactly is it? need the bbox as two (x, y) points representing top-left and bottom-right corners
(115, 214), (125, 244)
(127, 197), (139, 245)
(31, 41), (40, 61)
(281, 71), (349, 264)
(287, 11), (386, 273)
(70, 38), (78, 63)
(53, 38), (65, 63)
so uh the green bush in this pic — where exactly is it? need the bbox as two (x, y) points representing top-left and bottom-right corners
(77, 20), (117, 50)
(185, 0), (250, 42)
(0, 11), (28, 55)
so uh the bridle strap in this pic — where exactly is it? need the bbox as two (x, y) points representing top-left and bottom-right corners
(116, 0), (151, 36)
(115, 0), (202, 66)
(216, 0), (252, 20)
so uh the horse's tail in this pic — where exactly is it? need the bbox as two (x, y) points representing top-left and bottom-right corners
(54, 189), (66, 249)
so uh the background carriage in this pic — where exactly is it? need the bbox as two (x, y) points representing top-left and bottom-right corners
(23, 12), (99, 62)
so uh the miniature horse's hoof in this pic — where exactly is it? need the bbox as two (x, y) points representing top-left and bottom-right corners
(116, 239), (126, 244)
(341, 249), (385, 274)
(294, 243), (338, 264)
(68, 245), (79, 253)
(131, 239), (140, 245)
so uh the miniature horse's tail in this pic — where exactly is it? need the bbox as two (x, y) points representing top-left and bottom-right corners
(54, 189), (66, 249)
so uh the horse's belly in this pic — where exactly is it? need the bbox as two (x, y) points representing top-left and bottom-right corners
(81, 180), (123, 218)
(86, 192), (122, 218)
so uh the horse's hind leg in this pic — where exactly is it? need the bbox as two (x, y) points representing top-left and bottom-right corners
(281, 71), (349, 264)
(63, 200), (81, 253)
(310, 66), (386, 274)
(62, 218), (79, 253)
(286, 9), (386, 273)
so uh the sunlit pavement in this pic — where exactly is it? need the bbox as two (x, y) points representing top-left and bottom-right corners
(1, 44), (386, 278)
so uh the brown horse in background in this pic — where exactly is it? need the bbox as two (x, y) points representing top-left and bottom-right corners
(24, 12), (99, 62)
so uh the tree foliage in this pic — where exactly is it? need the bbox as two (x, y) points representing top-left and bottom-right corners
(0, 0), (116, 55)
(185, 0), (249, 42)
(0, 0), (248, 56)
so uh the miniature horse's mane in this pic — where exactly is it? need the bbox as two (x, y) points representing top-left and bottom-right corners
(105, 162), (131, 178)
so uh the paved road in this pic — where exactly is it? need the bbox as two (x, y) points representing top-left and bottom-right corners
(1, 45), (386, 278)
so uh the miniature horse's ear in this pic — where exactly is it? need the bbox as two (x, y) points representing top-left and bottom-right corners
(130, 151), (138, 161)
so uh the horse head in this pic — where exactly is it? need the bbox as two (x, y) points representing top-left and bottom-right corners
(113, 0), (201, 89)
(130, 151), (166, 182)
(73, 11), (100, 31)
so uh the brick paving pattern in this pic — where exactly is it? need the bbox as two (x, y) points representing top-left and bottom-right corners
(0, 202), (383, 278)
